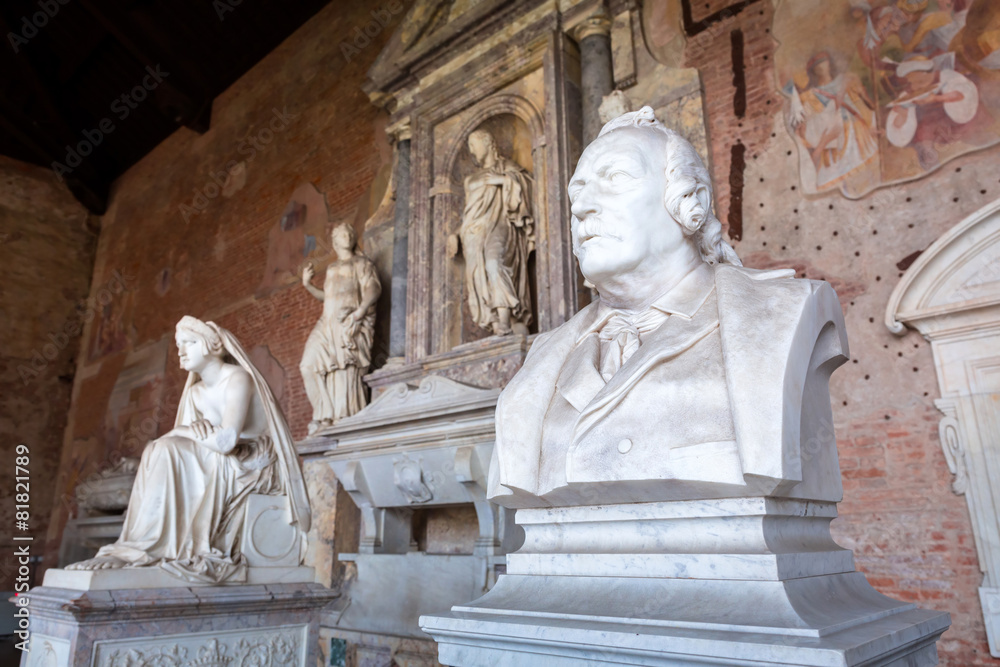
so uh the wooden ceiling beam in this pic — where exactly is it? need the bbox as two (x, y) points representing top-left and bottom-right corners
(78, 0), (213, 134)
(0, 11), (111, 213)
(0, 109), (108, 213)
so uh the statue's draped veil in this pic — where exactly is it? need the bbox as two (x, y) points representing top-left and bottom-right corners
(175, 318), (312, 535)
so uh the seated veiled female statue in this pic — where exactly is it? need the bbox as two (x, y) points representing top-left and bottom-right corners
(66, 316), (311, 584)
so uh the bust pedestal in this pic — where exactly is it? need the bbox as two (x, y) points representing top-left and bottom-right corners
(421, 498), (949, 666)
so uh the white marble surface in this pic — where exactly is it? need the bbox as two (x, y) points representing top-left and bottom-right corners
(318, 376), (514, 557)
(887, 196), (1000, 656)
(65, 316), (311, 585)
(421, 497), (948, 663)
(427, 608), (947, 667)
(91, 624), (309, 667)
(304, 376), (519, 639)
(328, 553), (484, 639)
(43, 565), (315, 591)
(488, 107), (849, 509)
(300, 223), (381, 433)
(242, 494), (302, 568)
(22, 634), (70, 667)
(452, 128), (534, 336)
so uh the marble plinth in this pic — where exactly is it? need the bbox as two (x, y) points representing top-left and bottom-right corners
(420, 498), (950, 666)
(18, 581), (337, 667)
(42, 565), (315, 590)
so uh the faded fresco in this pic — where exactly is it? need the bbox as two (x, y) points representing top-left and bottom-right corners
(102, 339), (171, 459)
(257, 183), (329, 296)
(774, 0), (1000, 198)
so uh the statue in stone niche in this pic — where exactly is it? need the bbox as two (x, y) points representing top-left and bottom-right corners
(488, 106), (846, 505)
(453, 128), (534, 336)
(67, 316), (311, 583)
(300, 223), (381, 434)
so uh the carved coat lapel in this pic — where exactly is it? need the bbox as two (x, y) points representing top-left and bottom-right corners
(556, 333), (605, 413)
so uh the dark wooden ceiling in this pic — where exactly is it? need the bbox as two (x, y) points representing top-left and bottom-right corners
(0, 0), (333, 214)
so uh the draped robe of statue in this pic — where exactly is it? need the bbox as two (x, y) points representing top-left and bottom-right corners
(85, 322), (311, 584)
(300, 254), (380, 423)
(459, 155), (534, 332)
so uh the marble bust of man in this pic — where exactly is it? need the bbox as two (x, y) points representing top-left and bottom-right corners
(488, 107), (848, 508)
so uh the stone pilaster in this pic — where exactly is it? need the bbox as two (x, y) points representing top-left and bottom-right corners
(573, 6), (614, 144)
(388, 125), (411, 360)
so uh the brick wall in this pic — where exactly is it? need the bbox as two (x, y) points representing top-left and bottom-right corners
(0, 157), (95, 590)
(681, 0), (995, 662)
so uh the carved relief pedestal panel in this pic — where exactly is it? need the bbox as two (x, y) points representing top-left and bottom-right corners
(18, 582), (336, 667)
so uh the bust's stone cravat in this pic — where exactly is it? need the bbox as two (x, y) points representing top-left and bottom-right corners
(597, 308), (670, 381)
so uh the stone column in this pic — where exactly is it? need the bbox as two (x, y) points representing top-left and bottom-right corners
(388, 127), (411, 360)
(574, 7), (613, 145)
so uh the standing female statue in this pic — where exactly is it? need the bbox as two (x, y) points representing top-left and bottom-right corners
(67, 316), (311, 584)
(300, 223), (381, 434)
(455, 129), (534, 336)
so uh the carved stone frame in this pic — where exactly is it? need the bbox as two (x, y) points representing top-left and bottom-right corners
(431, 94), (547, 351)
(887, 197), (1000, 657)
(403, 17), (581, 361)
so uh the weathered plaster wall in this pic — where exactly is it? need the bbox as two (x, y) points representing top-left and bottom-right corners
(0, 157), (96, 589)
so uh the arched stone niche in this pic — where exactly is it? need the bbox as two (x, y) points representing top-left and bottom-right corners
(886, 197), (1000, 657)
(437, 103), (543, 348)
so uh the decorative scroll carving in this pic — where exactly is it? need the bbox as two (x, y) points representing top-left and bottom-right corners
(936, 400), (969, 496)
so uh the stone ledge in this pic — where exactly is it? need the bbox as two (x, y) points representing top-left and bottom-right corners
(42, 565), (316, 591)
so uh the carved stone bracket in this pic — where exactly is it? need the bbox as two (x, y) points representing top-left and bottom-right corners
(935, 399), (970, 496)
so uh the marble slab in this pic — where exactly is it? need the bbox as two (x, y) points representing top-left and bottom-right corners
(43, 565), (315, 590)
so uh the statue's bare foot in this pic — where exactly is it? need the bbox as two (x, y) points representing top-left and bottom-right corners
(491, 322), (513, 336)
(65, 555), (127, 571)
(307, 420), (321, 435)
